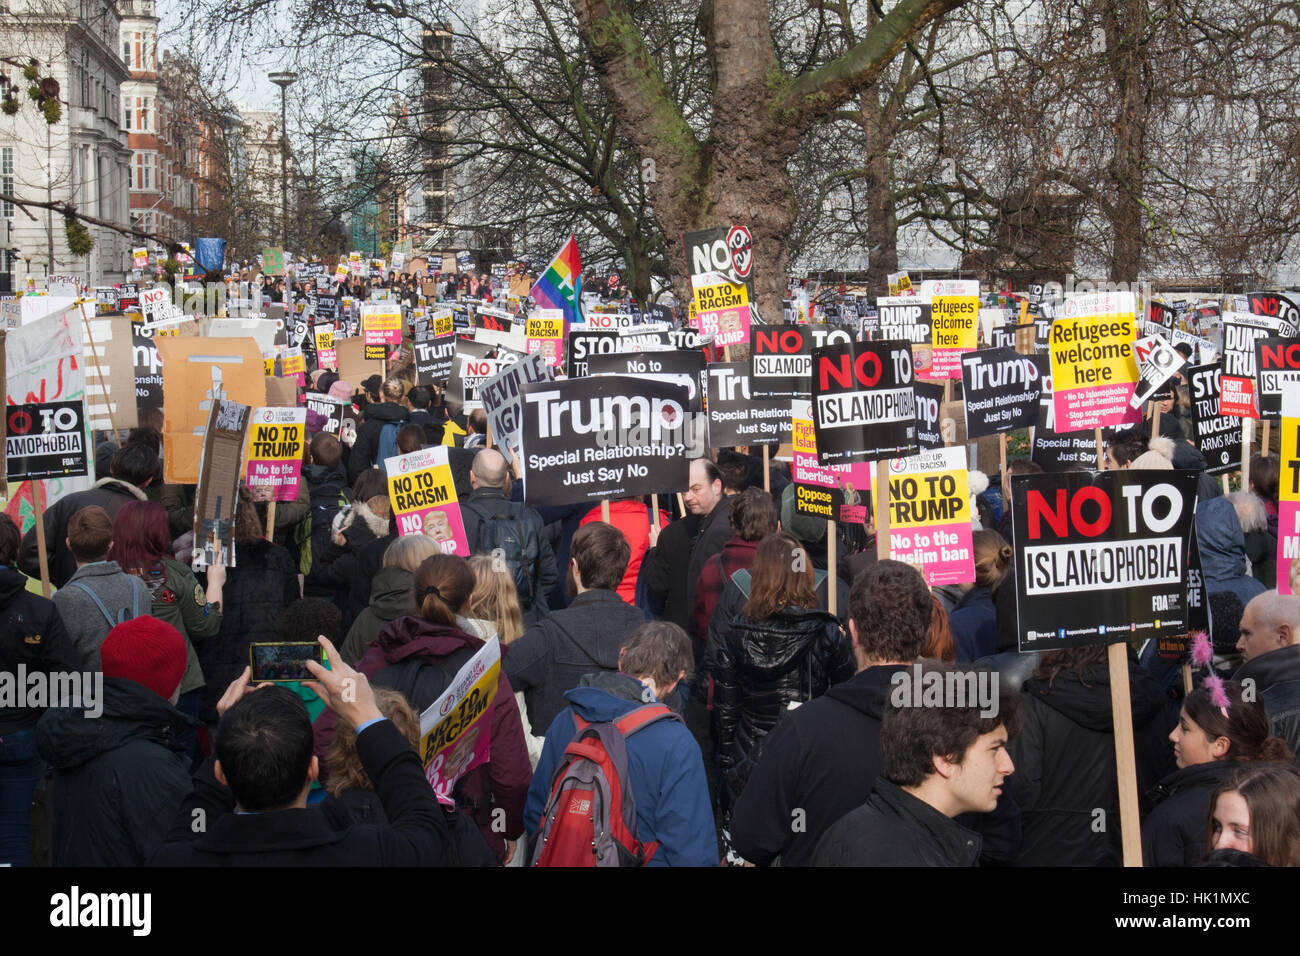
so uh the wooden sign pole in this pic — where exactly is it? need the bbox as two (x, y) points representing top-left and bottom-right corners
(999, 433), (1009, 507)
(32, 480), (51, 597)
(1107, 641), (1144, 867)
(875, 459), (891, 561)
(1150, 400), (1161, 441)
(762, 444), (770, 493)
(1262, 420), (1272, 460)
(1095, 427), (1105, 470)
(1181, 662), (1193, 695)
(650, 494), (661, 531)
(601, 499), (611, 524)
(1241, 417), (1252, 489)
(826, 519), (837, 616)
(1221, 473), (1230, 495)
(265, 499), (277, 543)
(676, 492), (687, 516)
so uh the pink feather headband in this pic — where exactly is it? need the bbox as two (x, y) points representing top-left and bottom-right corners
(1203, 675), (1231, 719)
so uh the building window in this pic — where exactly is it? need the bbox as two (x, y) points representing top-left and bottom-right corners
(135, 152), (153, 190)
(123, 99), (131, 129)
(122, 39), (130, 64)
(2, 147), (13, 219)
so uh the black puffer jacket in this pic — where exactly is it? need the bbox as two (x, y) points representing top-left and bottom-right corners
(1142, 760), (1235, 867)
(1008, 652), (1176, 866)
(0, 566), (81, 734)
(36, 676), (195, 866)
(707, 605), (854, 802)
(812, 777), (982, 867)
(199, 538), (300, 722)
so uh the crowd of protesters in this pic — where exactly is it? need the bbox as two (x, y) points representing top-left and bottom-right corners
(2, 270), (1299, 869)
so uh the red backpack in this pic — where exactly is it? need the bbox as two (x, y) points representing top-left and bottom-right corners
(530, 703), (680, 867)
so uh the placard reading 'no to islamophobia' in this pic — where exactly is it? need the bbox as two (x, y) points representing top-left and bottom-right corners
(5, 401), (87, 481)
(810, 340), (918, 465)
(1012, 470), (1197, 652)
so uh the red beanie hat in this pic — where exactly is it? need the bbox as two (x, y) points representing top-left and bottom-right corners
(100, 617), (187, 701)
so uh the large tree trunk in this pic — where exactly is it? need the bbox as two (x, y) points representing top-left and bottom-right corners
(861, 86), (901, 295)
(1106, 0), (1149, 284)
(571, 0), (965, 322)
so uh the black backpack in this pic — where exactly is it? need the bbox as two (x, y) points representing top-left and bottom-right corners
(466, 502), (539, 608)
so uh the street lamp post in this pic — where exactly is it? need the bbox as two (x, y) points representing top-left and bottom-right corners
(268, 71), (297, 251)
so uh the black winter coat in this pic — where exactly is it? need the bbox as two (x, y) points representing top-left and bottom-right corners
(1008, 653), (1176, 866)
(303, 462), (350, 571)
(36, 677), (195, 866)
(503, 588), (648, 733)
(0, 567), (80, 734)
(729, 665), (906, 867)
(707, 605), (854, 802)
(200, 539), (300, 722)
(812, 777), (982, 867)
(348, 401), (409, 483)
(640, 512), (700, 630)
(1142, 761), (1235, 867)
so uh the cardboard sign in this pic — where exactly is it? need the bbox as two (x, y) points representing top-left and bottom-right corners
(519, 376), (698, 507)
(193, 399), (251, 569)
(748, 324), (853, 399)
(157, 336), (265, 484)
(810, 340), (918, 465)
(245, 407), (306, 502)
(791, 399), (872, 523)
(418, 637), (501, 805)
(1130, 335), (1187, 408)
(1188, 363), (1244, 474)
(1013, 471), (1198, 652)
(5, 401), (88, 481)
(960, 348), (1045, 437)
(1278, 382), (1300, 594)
(705, 362), (790, 447)
(478, 353), (553, 464)
(1049, 293), (1142, 432)
(929, 287), (980, 379)
(1032, 374), (1101, 471)
(335, 335), (384, 389)
(82, 311), (138, 431)
(1221, 310), (1293, 418)
(385, 445), (470, 553)
(262, 247), (284, 277)
(914, 381), (946, 450)
(885, 447), (975, 586)
(1255, 337), (1300, 421)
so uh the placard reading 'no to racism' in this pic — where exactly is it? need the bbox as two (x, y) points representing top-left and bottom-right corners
(1012, 470), (1198, 652)
(385, 445), (469, 554)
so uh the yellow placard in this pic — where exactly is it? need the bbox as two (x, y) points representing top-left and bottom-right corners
(526, 317), (564, 340)
(1049, 314), (1139, 392)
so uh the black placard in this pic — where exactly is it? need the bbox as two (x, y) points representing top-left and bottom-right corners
(1253, 336), (1300, 421)
(747, 324), (853, 399)
(6, 401), (88, 481)
(1013, 470), (1198, 652)
(876, 299), (932, 345)
(810, 340), (918, 465)
(520, 375), (700, 506)
(565, 328), (673, 378)
(1188, 363), (1244, 474)
(1031, 374), (1100, 472)
(414, 327), (456, 386)
(304, 392), (348, 435)
(705, 362), (790, 447)
(588, 350), (705, 412)
(960, 348), (1045, 438)
(914, 381), (945, 450)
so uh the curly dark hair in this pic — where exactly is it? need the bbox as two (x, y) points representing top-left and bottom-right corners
(848, 560), (932, 662)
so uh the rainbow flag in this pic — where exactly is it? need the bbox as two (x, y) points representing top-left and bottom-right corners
(530, 235), (583, 323)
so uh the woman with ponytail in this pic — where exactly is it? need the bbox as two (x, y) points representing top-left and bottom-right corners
(1143, 678), (1293, 866)
(949, 530), (1013, 662)
(314, 554), (532, 864)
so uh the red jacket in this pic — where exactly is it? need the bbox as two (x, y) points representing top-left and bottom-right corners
(580, 500), (671, 603)
(692, 537), (762, 643)
(314, 615), (532, 861)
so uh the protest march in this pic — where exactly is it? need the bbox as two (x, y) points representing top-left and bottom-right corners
(5, 244), (1299, 896)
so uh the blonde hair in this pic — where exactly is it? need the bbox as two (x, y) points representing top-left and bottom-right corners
(384, 534), (440, 572)
(325, 688), (420, 796)
(467, 554), (524, 643)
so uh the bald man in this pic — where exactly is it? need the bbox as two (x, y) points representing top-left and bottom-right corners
(1234, 590), (1300, 755)
(462, 449), (557, 625)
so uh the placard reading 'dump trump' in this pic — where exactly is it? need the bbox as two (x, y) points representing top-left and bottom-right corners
(519, 375), (700, 506)
(1012, 470), (1198, 652)
(1221, 310), (1294, 418)
(810, 340), (918, 465)
(705, 362), (790, 447)
(885, 447), (975, 586)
